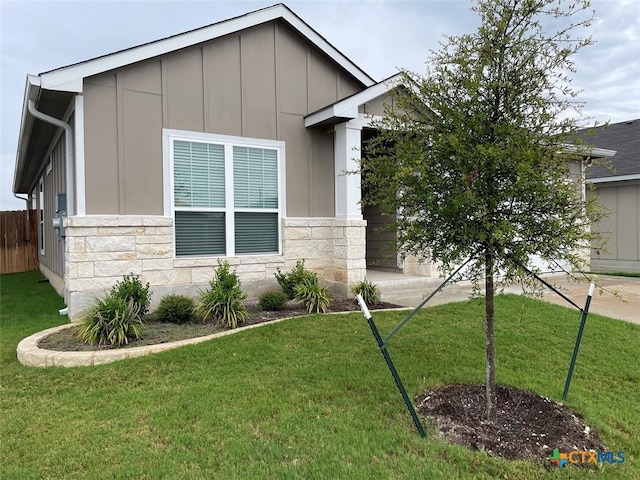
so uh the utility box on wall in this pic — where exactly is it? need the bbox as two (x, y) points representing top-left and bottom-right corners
(52, 193), (67, 237)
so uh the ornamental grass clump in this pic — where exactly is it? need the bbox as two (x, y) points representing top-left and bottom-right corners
(196, 261), (248, 328)
(350, 279), (382, 305)
(294, 277), (330, 314)
(77, 294), (144, 347)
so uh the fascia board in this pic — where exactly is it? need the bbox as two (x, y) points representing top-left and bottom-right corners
(561, 144), (617, 158)
(305, 74), (401, 127)
(39, 5), (374, 93)
(591, 147), (617, 157)
(304, 107), (358, 128)
(589, 173), (640, 184)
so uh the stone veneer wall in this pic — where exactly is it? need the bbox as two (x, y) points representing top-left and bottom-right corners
(282, 218), (367, 287)
(64, 216), (366, 320)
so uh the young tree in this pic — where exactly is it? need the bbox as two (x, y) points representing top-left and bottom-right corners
(362, 0), (605, 422)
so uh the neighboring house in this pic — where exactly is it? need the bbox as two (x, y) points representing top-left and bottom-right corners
(13, 4), (404, 319)
(579, 119), (640, 274)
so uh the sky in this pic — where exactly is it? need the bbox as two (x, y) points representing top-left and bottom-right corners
(1, 0), (638, 211)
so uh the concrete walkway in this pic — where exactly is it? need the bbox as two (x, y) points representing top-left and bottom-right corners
(368, 270), (640, 325)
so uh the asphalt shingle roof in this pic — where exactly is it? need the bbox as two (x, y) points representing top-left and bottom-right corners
(576, 119), (640, 179)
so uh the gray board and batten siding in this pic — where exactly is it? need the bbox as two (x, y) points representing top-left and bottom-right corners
(82, 21), (363, 218)
(582, 119), (640, 274)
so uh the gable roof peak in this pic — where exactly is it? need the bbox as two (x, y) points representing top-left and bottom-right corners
(39, 3), (291, 77)
(37, 3), (374, 93)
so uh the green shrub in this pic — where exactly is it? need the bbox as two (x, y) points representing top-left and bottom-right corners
(294, 277), (330, 314)
(275, 259), (317, 300)
(196, 261), (248, 328)
(259, 290), (287, 311)
(77, 294), (144, 347)
(110, 273), (151, 315)
(155, 294), (196, 323)
(350, 279), (382, 305)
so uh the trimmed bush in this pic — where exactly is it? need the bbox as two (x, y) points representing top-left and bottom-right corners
(259, 290), (287, 311)
(77, 294), (144, 347)
(350, 279), (382, 305)
(110, 273), (151, 315)
(275, 259), (316, 300)
(196, 261), (248, 328)
(294, 277), (330, 314)
(155, 294), (196, 324)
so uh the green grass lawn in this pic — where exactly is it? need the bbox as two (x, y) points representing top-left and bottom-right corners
(1, 271), (639, 479)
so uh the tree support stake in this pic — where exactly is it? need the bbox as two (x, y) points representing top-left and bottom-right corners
(563, 281), (595, 401)
(357, 295), (426, 438)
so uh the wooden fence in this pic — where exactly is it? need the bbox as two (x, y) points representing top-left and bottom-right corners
(1, 210), (39, 274)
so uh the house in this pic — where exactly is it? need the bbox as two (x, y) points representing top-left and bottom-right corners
(13, 4), (621, 320)
(580, 119), (640, 273)
(13, 3), (408, 319)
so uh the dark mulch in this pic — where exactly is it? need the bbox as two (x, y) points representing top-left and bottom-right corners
(37, 298), (400, 352)
(416, 384), (606, 462)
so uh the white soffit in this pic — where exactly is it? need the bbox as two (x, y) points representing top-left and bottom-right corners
(39, 4), (375, 93)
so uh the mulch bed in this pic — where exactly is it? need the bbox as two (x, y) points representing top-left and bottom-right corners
(37, 297), (400, 352)
(416, 384), (606, 462)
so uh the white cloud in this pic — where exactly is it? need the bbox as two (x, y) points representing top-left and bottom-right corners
(1, 0), (638, 210)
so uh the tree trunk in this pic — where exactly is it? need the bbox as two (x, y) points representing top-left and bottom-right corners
(485, 249), (497, 422)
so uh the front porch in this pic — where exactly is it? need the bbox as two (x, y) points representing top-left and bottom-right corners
(365, 268), (470, 308)
(306, 74), (440, 284)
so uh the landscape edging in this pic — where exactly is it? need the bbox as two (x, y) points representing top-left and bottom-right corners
(16, 316), (292, 368)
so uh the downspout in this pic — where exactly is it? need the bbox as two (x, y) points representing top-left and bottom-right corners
(14, 193), (30, 207)
(27, 99), (74, 312)
(27, 100), (74, 216)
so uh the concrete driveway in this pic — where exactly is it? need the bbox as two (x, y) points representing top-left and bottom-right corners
(389, 273), (639, 325)
(518, 274), (640, 325)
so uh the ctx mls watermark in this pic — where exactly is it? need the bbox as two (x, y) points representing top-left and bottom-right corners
(548, 448), (625, 467)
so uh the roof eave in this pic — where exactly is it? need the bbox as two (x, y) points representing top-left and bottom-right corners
(561, 144), (617, 158)
(39, 4), (375, 94)
(589, 173), (640, 184)
(13, 75), (41, 195)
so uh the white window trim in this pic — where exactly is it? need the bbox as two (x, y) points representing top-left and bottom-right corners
(163, 129), (285, 258)
(39, 177), (45, 255)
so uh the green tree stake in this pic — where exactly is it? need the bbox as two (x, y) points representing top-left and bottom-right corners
(357, 295), (427, 438)
(563, 281), (595, 401)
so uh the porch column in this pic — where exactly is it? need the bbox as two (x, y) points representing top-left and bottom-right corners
(334, 120), (362, 219)
(332, 120), (366, 288)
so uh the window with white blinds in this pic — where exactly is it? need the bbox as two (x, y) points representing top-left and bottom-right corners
(170, 133), (282, 257)
(233, 147), (278, 209)
(174, 141), (225, 208)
